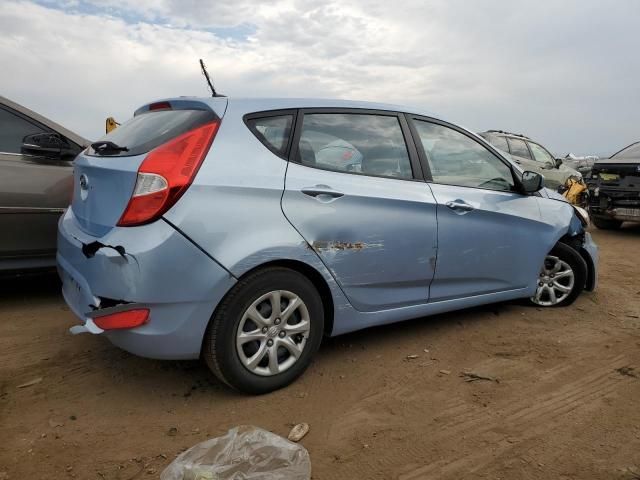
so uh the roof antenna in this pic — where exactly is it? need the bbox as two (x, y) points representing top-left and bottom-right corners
(199, 58), (218, 97)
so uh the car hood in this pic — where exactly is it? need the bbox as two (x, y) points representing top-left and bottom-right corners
(538, 187), (569, 203)
(559, 163), (582, 178)
(594, 156), (640, 165)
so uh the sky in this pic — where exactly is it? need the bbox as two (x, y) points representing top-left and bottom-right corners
(1, 0), (639, 156)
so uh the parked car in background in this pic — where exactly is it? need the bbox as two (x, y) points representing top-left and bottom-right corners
(561, 153), (598, 177)
(587, 141), (640, 229)
(479, 130), (584, 190)
(0, 96), (88, 273)
(58, 97), (597, 394)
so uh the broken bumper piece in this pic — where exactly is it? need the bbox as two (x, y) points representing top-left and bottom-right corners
(57, 209), (236, 359)
(69, 319), (103, 335)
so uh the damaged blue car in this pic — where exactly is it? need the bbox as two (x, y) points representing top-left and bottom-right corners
(57, 97), (598, 394)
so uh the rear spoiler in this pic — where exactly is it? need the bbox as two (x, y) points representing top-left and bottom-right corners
(134, 97), (228, 119)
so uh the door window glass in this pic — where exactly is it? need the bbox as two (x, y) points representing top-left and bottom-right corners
(297, 113), (413, 179)
(413, 120), (515, 192)
(486, 134), (509, 153)
(507, 137), (532, 159)
(246, 114), (293, 156)
(0, 107), (47, 154)
(528, 142), (554, 164)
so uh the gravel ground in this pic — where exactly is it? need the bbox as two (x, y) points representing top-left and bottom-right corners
(1, 225), (639, 479)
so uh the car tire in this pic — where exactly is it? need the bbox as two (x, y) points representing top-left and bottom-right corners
(203, 267), (324, 394)
(529, 242), (587, 308)
(592, 216), (623, 230)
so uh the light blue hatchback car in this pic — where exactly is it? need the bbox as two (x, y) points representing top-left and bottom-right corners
(58, 97), (598, 393)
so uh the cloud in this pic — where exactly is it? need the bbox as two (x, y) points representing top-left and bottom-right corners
(1, 0), (639, 155)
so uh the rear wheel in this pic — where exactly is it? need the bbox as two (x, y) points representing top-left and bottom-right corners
(592, 216), (622, 230)
(529, 242), (587, 307)
(203, 267), (324, 394)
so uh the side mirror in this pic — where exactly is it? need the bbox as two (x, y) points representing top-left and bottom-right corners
(554, 158), (563, 168)
(521, 171), (544, 193)
(21, 132), (75, 159)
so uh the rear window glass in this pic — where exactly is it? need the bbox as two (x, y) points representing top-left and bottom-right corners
(613, 142), (640, 159)
(246, 115), (293, 156)
(87, 109), (217, 157)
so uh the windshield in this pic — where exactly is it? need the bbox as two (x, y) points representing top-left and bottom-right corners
(612, 141), (640, 159)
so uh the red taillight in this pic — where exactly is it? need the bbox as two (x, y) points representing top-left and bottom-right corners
(118, 121), (220, 226)
(93, 308), (149, 330)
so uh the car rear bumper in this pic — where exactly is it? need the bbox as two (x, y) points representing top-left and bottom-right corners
(57, 209), (236, 359)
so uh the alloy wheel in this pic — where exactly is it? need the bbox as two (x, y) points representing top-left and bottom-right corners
(531, 255), (575, 306)
(236, 290), (310, 376)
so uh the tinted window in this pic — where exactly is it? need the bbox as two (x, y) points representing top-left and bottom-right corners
(87, 109), (217, 157)
(247, 115), (293, 155)
(0, 106), (47, 154)
(613, 142), (640, 159)
(529, 142), (554, 164)
(297, 113), (412, 179)
(507, 137), (532, 159)
(413, 120), (515, 192)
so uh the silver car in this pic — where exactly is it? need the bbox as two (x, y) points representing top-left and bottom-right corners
(479, 130), (583, 190)
(58, 97), (598, 394)
(0, 96), (87, 272)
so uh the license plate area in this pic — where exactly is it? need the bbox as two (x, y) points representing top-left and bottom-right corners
(61, 268), (95, 318)
(599, 173), (620, 181)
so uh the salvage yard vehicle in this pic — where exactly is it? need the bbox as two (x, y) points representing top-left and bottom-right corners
(478, 130), (585, 192)
(57, 97), (598, 394)
(587, 141), (640, 229)
(0, 96), (88, 272)
(561, 153), (598, 177)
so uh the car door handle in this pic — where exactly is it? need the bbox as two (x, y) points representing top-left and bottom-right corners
(445, 200), (475, 212)
(301, 186), (344, 199)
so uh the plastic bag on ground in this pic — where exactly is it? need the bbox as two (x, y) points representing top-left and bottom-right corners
(160, 425), (311, 480)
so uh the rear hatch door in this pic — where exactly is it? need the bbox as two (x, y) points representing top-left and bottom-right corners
(72, 99), (227, 236)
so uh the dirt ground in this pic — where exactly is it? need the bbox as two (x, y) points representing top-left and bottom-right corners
(1, 226), (639, 480)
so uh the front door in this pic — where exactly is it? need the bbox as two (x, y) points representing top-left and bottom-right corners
(282, 110), (438, 312)
(0, 105), (73, 262)
(409, 117), (546, 302)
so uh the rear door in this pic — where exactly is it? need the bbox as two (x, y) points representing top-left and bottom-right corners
(282, 109), (438, 312)
(409, 117), (544, 302)
(0, 105), (74, 262)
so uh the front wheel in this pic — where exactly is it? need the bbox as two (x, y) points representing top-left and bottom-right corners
(529, 242), (587, 307)
(203, 267), (324, 394)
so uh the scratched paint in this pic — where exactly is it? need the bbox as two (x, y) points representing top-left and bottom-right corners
(310, 241), (384, 252)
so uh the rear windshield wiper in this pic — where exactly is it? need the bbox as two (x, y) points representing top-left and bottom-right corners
(91, 141), (129, 155)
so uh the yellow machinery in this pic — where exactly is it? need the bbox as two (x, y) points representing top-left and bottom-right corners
(563, 177), (587, 206)
(105, 117), (120, 133)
